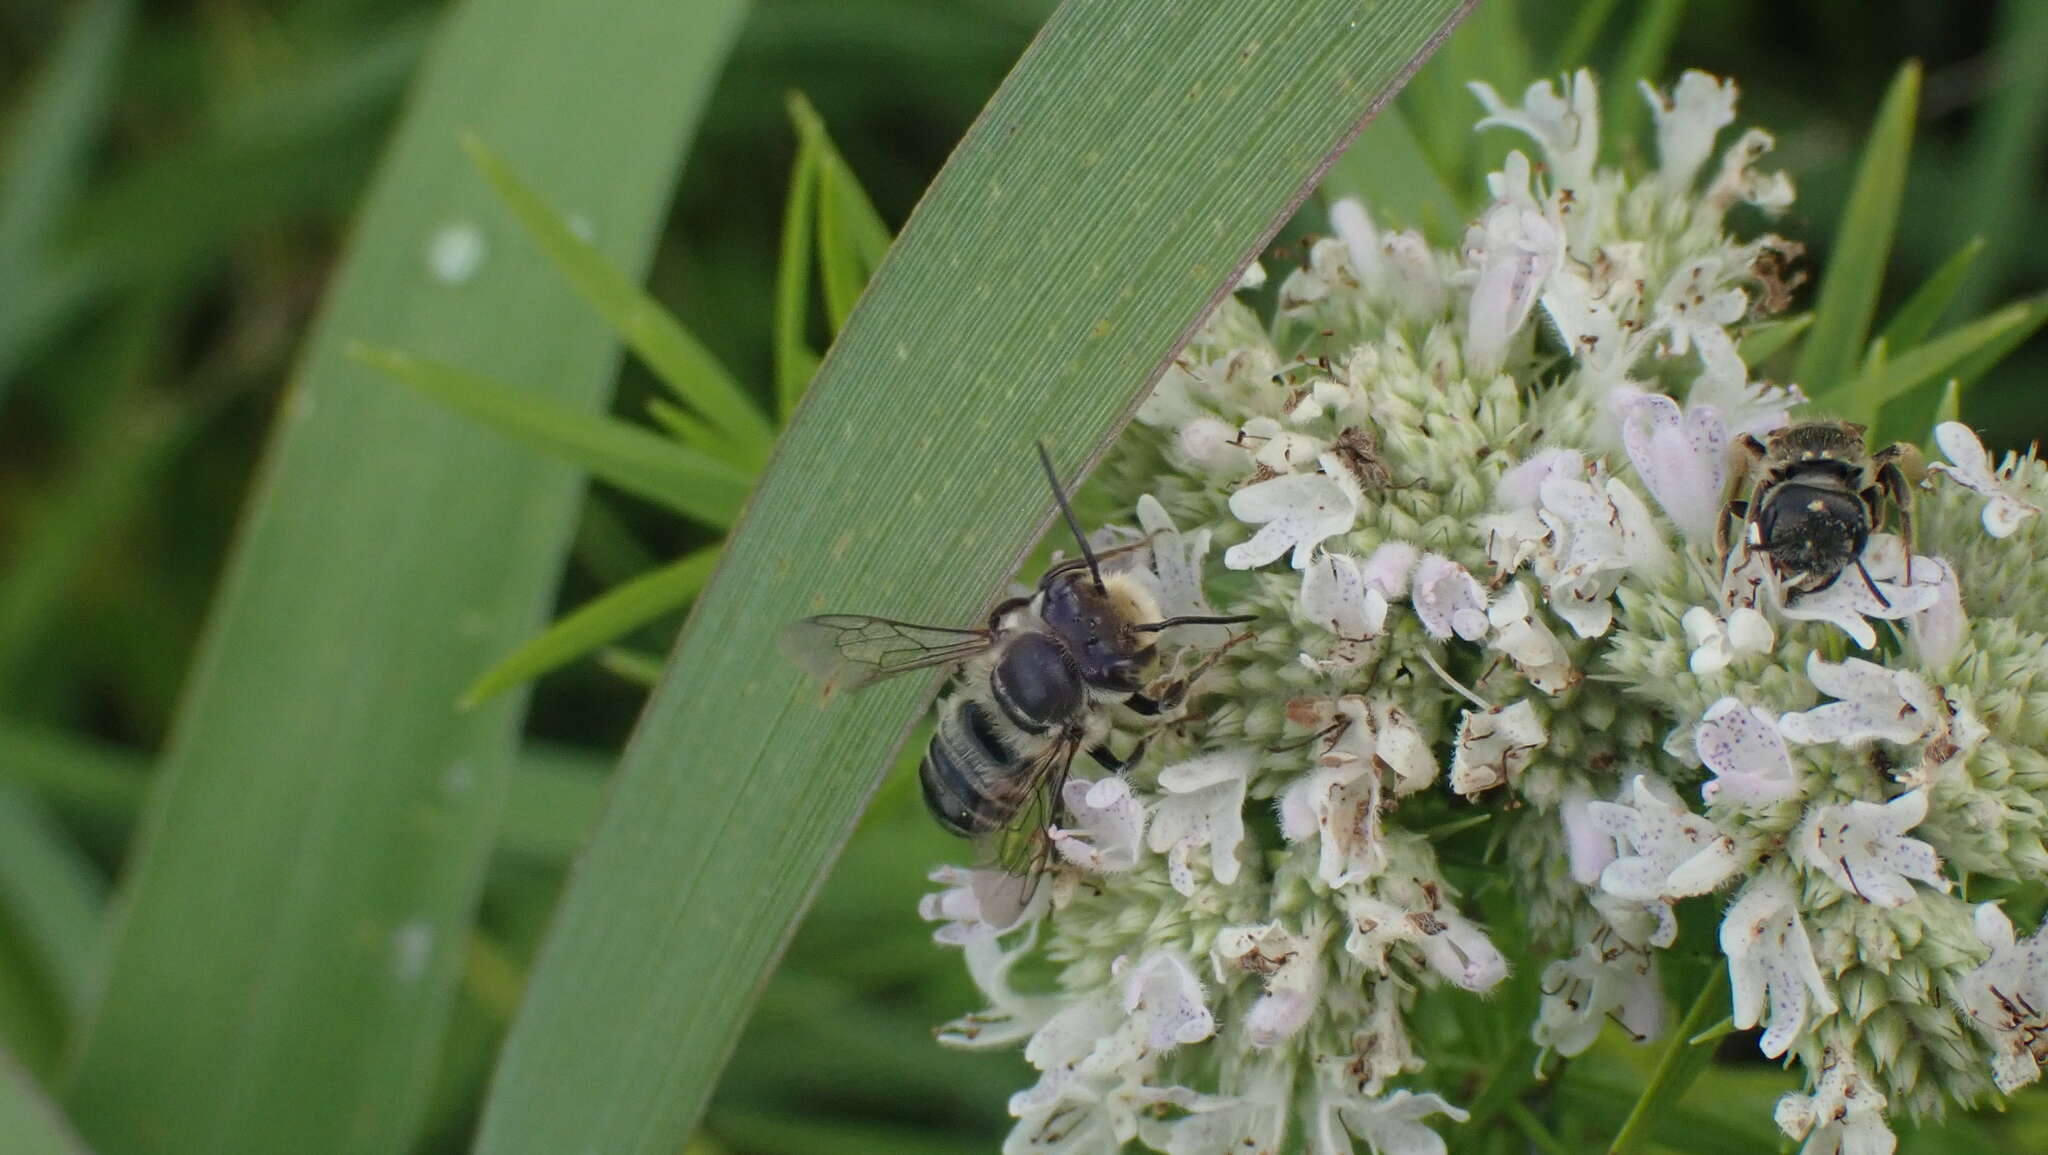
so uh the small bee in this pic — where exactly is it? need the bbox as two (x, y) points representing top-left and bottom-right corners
(1718, 420), (1913, 603)
(780, 444), (1253, 888)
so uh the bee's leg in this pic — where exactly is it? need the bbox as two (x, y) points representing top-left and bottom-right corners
(1129, 630), (1253, 718)
(1716, 498), (1749, 561)
(1875, 449), (1915, 582)
(1089, 739), (1147, 774)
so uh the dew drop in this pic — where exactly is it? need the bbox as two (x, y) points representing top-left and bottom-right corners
(391, 920), (434, 982)
(427, 221), (487, 284)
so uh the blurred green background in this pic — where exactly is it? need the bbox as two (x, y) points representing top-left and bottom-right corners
(0, 0), (2043, 1152)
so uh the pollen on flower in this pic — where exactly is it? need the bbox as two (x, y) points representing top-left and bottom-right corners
(918, 62), (2043, 1155)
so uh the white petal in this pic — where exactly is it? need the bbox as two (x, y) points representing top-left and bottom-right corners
(1224, 471), (1357, 570)
(1696, 698), (1799, 805)
(1360, 540), (1421, 599)
(1620, 391), (1729, 542)
(1449, 701), (1546, 797)
(1642, 71), (1738, 193)
(1300, 551), (1389, 639)
(1413, 554), (1490, 641)
(1778, 653), (1934, 747)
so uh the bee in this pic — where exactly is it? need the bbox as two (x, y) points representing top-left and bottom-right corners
(780, 444), (1253, 890)
(1718, 420), (1913, 603)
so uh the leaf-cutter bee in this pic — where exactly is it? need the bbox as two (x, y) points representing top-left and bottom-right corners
(780, 445), (1252, 887)
(1718, 420), (1913, 603)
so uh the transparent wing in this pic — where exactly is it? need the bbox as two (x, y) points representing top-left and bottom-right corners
(778, 613), (996, 699)
(974, 735), (1080, 913)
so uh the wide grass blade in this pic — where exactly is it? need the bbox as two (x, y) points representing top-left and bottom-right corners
(0, 1047), (89, 1155)
(1794, 61), (1920, 394)
(353, 345), (750, 525)
(462, 546), (721, 707)
(0, 718), (602, 866)
(470, 3), (1475, 1153)
(462, 136), (775, 466)
(57, 3), (752, 1155)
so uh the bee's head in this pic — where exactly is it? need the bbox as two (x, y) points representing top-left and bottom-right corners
(1038, 570), (1158, 692)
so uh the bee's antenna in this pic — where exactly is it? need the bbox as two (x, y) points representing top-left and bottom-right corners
(1037, 441), (1105, 593)
(1133, 613), (1260, 632)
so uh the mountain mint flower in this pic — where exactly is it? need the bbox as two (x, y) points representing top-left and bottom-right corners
(919, 65), (2048, 1151)
(1794, 790), (1949, 908)
(1696, 697), (1799, 805)
(1930, 420), (2041, 538)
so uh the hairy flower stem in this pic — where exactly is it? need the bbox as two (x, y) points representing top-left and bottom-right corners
(1609, 967), (1728, 1155)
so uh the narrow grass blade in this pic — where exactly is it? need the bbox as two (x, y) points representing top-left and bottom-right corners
(1933, 379), (1962, 427)
(1322, 102), (1467, 242)
(0, 720), (148, 823)
(1610, 968), (1729, 1155)
(0, 0), (133, 327)
(774, 112), (822, 418)
(1811, 298), (2037, 425)
(471, 3), (1475, 1153)
(0, 0), (131, 401)
(0, 786), (106, 1022)
(354, 345), (751, 526)
(1604, 0), (1685, 152)
(0, 1047), (90, 1155)
(790, 94), (892, 332)
(462, 136), (775, 464)
(1552, 0), (1622, 71)
(58, 3), (752, 1154)
(1737, 312), (1811, 367)
(596, 648), (666, 687)
(1949, 0), (2048, 319)
(0, 394), (189, 694)
(1881, 237), (1984, 353)
(1945, 294), (2048, 391)
(462, 546), (720, 707)
(1794, 62), (1920, 394)
(644, 400), (752, 471)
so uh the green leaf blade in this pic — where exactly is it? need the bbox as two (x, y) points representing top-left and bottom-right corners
(1794, 61), (1921, 395)
(470, 3), (1474, 1154)
(56, 2), (753, 1153)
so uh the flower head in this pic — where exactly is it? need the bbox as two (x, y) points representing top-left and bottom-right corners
(921, 65), (2046, 1153)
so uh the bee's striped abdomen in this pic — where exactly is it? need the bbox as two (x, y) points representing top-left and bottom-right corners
(920, 699), (1016, 837)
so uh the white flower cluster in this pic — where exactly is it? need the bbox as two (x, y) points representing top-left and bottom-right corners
(920, 68), (2048, 1153)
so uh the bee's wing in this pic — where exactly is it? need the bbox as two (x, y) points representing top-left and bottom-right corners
(778, 613), (997, 700)
(973, 734), (1080, 917)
